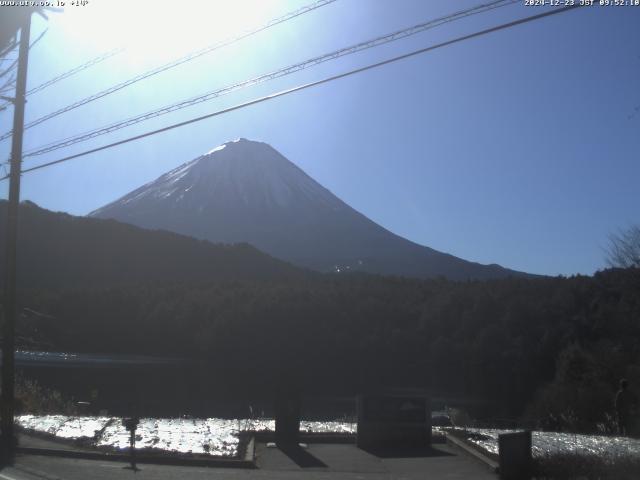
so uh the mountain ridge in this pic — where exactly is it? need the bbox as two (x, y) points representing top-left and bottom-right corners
(0, 199), (304, 290)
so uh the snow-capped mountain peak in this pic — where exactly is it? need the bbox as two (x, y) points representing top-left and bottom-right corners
(90, 139), (526, 280)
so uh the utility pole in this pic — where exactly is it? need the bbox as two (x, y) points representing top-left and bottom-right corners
(2, 11), (32, 464)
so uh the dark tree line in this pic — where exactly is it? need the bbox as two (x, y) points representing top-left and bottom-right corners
(16, 268), (640, 431)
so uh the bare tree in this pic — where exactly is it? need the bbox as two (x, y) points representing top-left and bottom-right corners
(606, 225), (640, 269)
(0, 16), (20, 105)
(0, 7), (47, 111)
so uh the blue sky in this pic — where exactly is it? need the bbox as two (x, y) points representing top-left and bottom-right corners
(1, 0), (638, 276)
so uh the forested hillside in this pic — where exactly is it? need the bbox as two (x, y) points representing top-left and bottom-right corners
(4, 200), (639, 429)
(17, 266), (640, 430)
(0, 200), (305, 289)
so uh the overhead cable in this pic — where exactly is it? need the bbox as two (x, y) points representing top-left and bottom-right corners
(22, 0), (518, 159)
(27, 47), (124, 96)
(0, 0), (338, 142)
(0, 4), (582, 182)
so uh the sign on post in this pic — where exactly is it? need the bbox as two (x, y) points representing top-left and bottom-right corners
(123, 417), (140, 470)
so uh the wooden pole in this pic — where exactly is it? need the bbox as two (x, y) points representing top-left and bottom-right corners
(2, 11), (31, 463)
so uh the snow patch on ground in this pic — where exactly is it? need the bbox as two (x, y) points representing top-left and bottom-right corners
(455, 427), (640, 459)
(16, 415), (356, 458)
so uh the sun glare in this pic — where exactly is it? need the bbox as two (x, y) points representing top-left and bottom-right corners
(51, 0), (285, 64)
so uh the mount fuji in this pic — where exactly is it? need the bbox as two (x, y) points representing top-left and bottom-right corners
(90, 138), (526, 280)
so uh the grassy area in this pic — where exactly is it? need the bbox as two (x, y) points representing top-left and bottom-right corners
(15, 375), (76, 415)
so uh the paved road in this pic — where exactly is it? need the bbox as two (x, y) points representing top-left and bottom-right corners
(1, 443), (497, 480)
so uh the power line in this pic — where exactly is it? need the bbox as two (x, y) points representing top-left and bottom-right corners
(1, 48), (119, 113)
(27, 47), (123, 96)
(0, 0), (337, 143)
(21, 0), (518, 160)
(0, 4), (582, 183)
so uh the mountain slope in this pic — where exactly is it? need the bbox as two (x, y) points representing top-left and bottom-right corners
(0, 200), (304, 289)
(91, 138), (528, 280)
